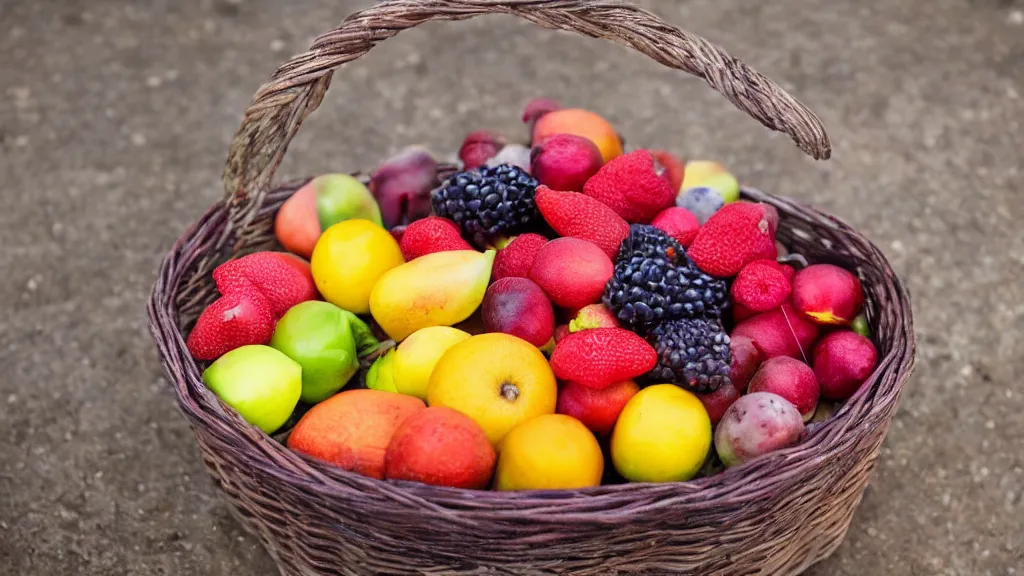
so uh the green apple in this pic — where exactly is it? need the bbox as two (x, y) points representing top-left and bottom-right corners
(202, 345), (302, 433)
(270, 300), (363, 404)
(365, 349), (397, 393)
(313, 174), (383, 230)
(339, 309), (380, 357)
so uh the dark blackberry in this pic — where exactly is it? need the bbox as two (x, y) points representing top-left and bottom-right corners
(602, 225), (729, 333)
(644, 318), (732, 394)
(431, 163), (540, 248)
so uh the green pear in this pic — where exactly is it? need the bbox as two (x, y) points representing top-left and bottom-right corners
(270, 301), (361, 404)
(365, 349), (398, 393)
(314, 174), (383, 230)
(202, 345), (302, 434)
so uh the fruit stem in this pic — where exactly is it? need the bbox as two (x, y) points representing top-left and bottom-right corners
(499, 382), (520, 402)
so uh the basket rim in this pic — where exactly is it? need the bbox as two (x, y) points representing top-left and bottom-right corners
(148, 183), (916, 514)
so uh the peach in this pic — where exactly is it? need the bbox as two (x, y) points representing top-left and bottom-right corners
(792, 264), (865, 326)
(532, 108), (623, 163)
(529, 238), (613, 310)
(530, 134), (603, 192)
(481, 277), (556, 347)
(714, 392), (805, 467)
(748, 357), (820, 421)
(384, 406), (496, 489)
(287, 389), (425, 479)
(274, 183), (320, 259)
(812, 331), (879, 401)
(731, 304), (820, 360)
(557, 380), (640, 437)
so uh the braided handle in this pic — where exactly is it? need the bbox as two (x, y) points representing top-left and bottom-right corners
(222, 0), (831, 237)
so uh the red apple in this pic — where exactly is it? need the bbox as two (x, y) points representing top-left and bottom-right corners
(748, 357), (820, 421)
(698, 381), (741, 426)
(529, 238), (613, 310)
(557, 380), (639, 436)
(792, 264), (865, 326)
(729, 335), (763, 392)
(530, 134), (603, 192)
(731, 304), (820, 361)
(812, 331), (879, 401)
(481, 277), (555, 347)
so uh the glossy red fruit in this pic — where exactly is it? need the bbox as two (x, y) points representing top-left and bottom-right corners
(369, 148), (439, 228)
(729, 335), (764, 392)
(535, 186), (629, 259)
(481, 277), (556, 348)
(812, 331), (878, 401)
(549, 328), (658, 390)
(698, 380), (741, 426)
(748, 357), (820, 421)
(792, 264), (865, 326)
(529, 238), (613, 310)
(530, 135), (603, 192)
(186, 289), (276, 360)
(731, 303), (820, 361)
(557, 380), (640, 436)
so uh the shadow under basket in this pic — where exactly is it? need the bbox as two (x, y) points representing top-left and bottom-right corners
(148, 1), (916, 574)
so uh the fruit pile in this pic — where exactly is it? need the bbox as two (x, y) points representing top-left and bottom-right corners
(186, 99), (879, 490)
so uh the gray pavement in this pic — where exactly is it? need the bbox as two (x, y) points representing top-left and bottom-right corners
(1, 0), (1022, 574)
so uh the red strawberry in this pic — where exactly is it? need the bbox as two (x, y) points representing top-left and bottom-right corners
(549, 328), (658, 390)
(186, 289), (275, 360)
(582, 150), (676, 223)
(398, 216), (473, 260)
(492, 233), (547, 280)
(458, 130), (505, 170)
(651, 150), (686, 192)
(535, 186), (629, 259)
(731, 259), (794, 312)
(213, 252), (317, 318)
(650, 207), (700, 247)
(688, 202), (779, 277)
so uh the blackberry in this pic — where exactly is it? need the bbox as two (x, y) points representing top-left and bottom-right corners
(431, 163), (540, 248)
(602, 225), (729, 333)
(645, 318), (732, 394)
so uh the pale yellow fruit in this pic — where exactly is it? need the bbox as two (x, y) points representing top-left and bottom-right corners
(611, 384), (712, 483)
(310, 219), (404, 314)
(369, 250), (495, 341)
(495, 414), (603, 491)
(391, 326), (471, 400)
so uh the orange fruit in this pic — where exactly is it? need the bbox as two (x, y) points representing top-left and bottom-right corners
(494, 414), (604, 491)
(287, 389), (425, 479)
(426, 333), (557, 446)
(532, 108), (623, 163)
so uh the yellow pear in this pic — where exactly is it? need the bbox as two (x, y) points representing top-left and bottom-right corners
(391, 326), (471, 400)
(369, 250), (495, 341)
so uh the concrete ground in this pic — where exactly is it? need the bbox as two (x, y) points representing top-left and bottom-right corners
(1, 0), (1022, 574)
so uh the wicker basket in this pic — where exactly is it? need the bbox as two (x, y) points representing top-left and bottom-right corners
(148, 1), (916, 574)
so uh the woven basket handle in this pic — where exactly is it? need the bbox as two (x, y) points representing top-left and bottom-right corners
(222, 0), (831, 234)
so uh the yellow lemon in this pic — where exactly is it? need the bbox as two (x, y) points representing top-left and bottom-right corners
(427, 333), (556, 446)
(310, 219), (404, 314)
(611, 384), (712, 483)
(391, 326), (471, 401)
(494, 414), (604, 491)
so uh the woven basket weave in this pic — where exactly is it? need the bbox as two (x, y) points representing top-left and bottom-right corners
(148, 1), (916, 574)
